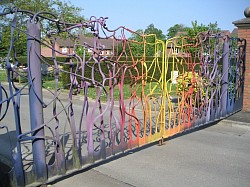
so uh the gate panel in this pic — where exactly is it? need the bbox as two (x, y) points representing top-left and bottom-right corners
(0, 9), (246, 186)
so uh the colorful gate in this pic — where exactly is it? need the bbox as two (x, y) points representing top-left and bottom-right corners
(0, 8), (246, 186)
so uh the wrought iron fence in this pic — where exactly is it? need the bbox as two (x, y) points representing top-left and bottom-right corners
(0, 8), (246, 186)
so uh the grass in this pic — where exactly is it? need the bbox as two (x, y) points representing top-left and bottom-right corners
(0, 70), (7, 82)
(75, 82), (177, 101)
(0, 70), (28, 83)
(0, 70), (177, 100)
(42, 79), (63, 89)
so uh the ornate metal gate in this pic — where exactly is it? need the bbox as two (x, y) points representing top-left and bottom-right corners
(0, 8), (246, 186)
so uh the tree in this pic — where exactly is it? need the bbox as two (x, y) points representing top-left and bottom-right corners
(144, 24), (166, 56)
(1, 0), (83, 22)
(166, 21), (221, 59)
(185, 20), (220, 39)
(0, 0), (84, 57)
(184, 21), (221, 55)
(166, 24), (186, 39)
(127, 29), (144, 56)
(144, 24), (166, 40)
(125, 24), (165, 57)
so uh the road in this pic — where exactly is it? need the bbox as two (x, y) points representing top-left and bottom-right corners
(1, 84), (250, 187)
(50, 122), (250, 187)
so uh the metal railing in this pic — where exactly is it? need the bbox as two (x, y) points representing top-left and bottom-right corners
(0, 8), (246, 186)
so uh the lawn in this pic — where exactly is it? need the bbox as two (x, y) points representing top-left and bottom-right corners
(0, 70), (177, 100)
(0, 70), (7, 82)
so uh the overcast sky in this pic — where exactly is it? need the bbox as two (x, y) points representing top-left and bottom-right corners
(68, 0), (249, 34)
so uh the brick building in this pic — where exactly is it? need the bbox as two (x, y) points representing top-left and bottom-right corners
(41, 35), (115, 57)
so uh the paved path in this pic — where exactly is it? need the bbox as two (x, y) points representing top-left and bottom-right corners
(50, 121), (250, 187)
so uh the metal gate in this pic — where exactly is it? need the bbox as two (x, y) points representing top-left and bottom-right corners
(0, 8), (246, 186)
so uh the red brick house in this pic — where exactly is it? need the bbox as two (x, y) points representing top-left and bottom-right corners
(41, 35), (115, 57)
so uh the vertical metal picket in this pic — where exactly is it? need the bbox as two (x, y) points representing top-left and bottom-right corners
(221, 36), (230, 117)
(27, 19), (47, 183)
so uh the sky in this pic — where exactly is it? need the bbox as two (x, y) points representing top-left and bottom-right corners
(68, 0), (249, 35)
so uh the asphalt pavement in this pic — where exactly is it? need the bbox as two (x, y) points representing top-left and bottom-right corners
(0, 83), (250, 187)
(49, 113), (250, 187)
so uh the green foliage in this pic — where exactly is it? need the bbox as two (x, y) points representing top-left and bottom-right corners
(2, 0), (83, 22)
(0, 70), (7, 82)
(123, 24), (166, 57)
(184, 21), (220, 45)
(167, 24), (186, 39)
(0, 25), (27, 57)
(16, 56), (27, 65)
(75, 46), (90, 59)
(167, 21), (220, 41)
(61, 61), (137, 88)
(42, 79), (63, 89)
(117, 56), (160, 62)
(0, 0), (84, 57)
(176, 71), (207, 106)
(144, 24), (166, 57)
(60, 57), (194, 87)
(177, 72), (198, 93)
(125, 29), (144, 56)
(144, 24), (166, 40)
(52, 0), (83, 23)
(11, 56), (70, 66)
(183, 21), (221, 56)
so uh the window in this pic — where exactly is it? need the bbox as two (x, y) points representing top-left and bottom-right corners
(62, 47), (68, 54)
(172, 47), (179, 54)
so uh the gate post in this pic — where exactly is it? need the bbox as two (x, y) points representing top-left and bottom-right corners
(27, 19), (47, 182)
(233, 7), (250, 112)
(221, 37), (230, 117)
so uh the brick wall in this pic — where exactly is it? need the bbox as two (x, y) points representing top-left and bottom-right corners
(233, 7), (250, 111)
(41, 46), (52, 57)
(41, 42), (69, 57)
(237, 29), (250, 111)
(242, 30), (250, 111)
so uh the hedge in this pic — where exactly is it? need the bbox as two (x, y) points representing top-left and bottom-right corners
(15, 56), (71, 66)
(60, 60), (199, 87)
(61, 61), (141, 87)
(7, 55), (224, 88)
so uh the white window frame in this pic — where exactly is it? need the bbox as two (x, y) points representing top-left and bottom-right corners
(62, 47), (68, 54)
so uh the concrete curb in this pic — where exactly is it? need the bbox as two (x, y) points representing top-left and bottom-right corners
(218, 119), (250, 130)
